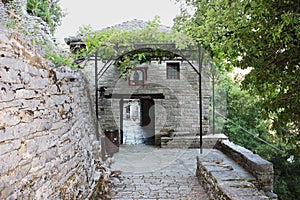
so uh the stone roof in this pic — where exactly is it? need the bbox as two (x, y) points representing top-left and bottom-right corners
(101, 19), (171, 32)
(65, 19), (171, 45)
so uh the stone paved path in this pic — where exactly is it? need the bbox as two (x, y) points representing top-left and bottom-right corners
(123, 119), (145, 145)
(107, 145), (210, 200)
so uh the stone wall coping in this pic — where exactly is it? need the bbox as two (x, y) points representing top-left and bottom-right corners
(220, 140), (272, 166)
(216, 140), (274, 192)
(196, 149), (277, 200)
(203, 133), (228, 140)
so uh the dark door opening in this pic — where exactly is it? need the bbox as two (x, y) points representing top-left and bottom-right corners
(140, 99), (155, 145)
(121, 98), (155, 145)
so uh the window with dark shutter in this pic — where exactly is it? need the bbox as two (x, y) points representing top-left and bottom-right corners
(166, 62), (180, 80)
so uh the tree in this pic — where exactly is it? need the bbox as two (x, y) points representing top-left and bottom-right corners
(219, 72), (300, 200)
(174, 0), (299, 155)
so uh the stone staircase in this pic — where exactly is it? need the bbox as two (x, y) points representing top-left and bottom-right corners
(160, 133), (228, 149)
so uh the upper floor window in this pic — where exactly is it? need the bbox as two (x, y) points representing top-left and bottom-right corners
(166, 62), (180, 80)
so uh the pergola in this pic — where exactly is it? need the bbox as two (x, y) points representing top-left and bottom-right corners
(66, 38), (208, 153)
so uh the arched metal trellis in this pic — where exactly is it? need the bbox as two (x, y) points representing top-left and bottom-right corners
(100, 42), (205, 153)
(67, 39), (206, 153)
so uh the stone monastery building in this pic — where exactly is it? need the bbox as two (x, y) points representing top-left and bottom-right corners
(67, 20), (213, 148)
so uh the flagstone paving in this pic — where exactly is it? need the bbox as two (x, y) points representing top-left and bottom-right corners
(107, 145), (210, 200)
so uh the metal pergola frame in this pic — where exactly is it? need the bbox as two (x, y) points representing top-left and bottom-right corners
(69, 41), (205, 153)
(94, 42), (204, 153)
(68, 39), (286, 156)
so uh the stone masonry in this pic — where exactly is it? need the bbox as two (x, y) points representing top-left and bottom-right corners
(96, 61), (210, 135)
(0, 22), (103, 199)
(107, 145), (210, 199)
(0, 0), (61, 58)
(197, 141), (276, 200)
(67, 20), (212, 148)
(216, 140), (274, 192)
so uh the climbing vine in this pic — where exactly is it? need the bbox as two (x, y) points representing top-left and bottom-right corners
(75, 17), (196, 77)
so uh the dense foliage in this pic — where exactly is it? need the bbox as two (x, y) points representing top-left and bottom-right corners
(173, 0), (299, 199)
(217, 75), (271, 151)
(75, 17), (196, 76)
(174, 0), (299, 154)
(217, 73), (300, 200)
(27, 0), (65, 34)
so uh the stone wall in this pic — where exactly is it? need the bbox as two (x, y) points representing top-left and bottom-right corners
(216, 140), (274, 192)
(0, 0), (61, 58)
(196, 140), (276, 200)
(0, 23), (103, 199)
(95, 60), (210, 139)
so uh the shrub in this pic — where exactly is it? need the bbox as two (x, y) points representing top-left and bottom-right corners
(27, 0), (65, 34)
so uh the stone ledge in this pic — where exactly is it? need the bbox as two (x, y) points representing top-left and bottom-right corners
(161, 133), (228, 148)
(215, 140), (274, 193)
(196, 149), (276, 200)
(203, 134), (228, 148)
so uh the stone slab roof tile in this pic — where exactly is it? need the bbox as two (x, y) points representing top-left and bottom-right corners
(101, 19), (171, 32)
(65, 19), (171, 46)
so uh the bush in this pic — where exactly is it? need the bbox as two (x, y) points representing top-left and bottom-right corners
(27, 0), (65, 34)
(219, 73), (300, 200)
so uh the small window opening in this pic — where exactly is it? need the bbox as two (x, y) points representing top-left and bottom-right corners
(166, 62), (180, 80)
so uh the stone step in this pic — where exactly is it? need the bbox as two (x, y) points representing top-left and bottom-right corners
(161, 134), (228, 149)
(160, 131), (191, 137)
(173, 132), (191, 137)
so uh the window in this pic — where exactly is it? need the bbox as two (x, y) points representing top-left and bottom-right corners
(166, 62), (180, 80)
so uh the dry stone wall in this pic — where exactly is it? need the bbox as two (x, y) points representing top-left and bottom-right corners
(0, 23), (103, 199)
(0, 0), (61, 58)
(216, 140), (274, 192)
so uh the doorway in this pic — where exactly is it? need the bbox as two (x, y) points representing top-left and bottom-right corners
(140, 99), (155, 145)
(121, 98), (155, 145)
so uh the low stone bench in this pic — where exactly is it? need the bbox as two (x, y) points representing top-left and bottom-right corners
(196, 140), (277, 200)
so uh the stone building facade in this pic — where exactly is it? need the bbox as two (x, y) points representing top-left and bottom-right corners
(95, 60), (210, 146)
(73, 20), (212, 147)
